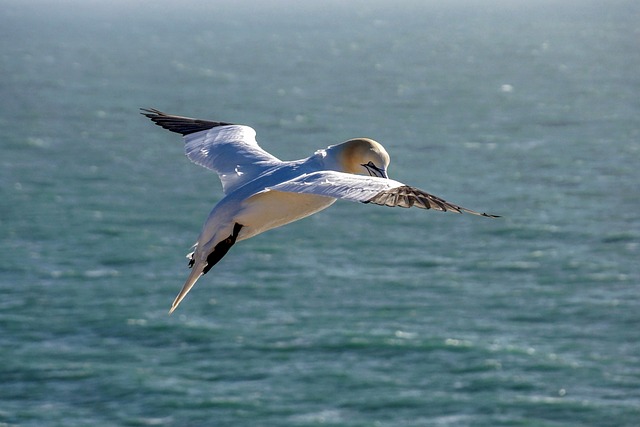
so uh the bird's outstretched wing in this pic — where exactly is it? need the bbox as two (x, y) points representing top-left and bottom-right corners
(268, 171), (499, 217)
(141, 108), (281, 194)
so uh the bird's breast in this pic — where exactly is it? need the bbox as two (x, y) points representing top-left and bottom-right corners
(236, 190), (336, 240)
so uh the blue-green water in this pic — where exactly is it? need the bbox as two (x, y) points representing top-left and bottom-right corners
(2, 1), (639, 425)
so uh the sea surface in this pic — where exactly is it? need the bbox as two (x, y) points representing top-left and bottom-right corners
(1, 1), (639, 426)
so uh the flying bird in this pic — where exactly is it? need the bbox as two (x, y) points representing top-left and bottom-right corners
(141, 108), (499, 313)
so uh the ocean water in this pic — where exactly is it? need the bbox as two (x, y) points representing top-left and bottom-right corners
(1, 0), (639, 426)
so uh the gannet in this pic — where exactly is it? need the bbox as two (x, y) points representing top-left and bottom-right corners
(141, 108), (499, 313)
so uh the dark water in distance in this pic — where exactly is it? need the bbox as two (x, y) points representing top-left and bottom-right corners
(1, 0), (639, 425)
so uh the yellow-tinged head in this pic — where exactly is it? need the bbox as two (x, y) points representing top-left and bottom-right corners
(327, 138), (390, 178)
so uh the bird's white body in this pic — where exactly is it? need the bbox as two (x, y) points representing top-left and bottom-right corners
(198, 155), (333, 247)
(141, 109), (497, 313)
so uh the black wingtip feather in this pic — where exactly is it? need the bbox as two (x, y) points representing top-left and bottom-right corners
(368, 185), (500, 217)
(140, 108), (234, 136)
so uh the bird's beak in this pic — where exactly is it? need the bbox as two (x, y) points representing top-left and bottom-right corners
(373, 167), (388, 179)
(363, 163), (388, 179)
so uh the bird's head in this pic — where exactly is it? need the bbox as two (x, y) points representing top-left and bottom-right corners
(327, 138), (390, 178)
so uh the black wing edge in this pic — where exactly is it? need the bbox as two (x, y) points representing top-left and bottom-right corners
(140, 108), (234, 136)
(366, 185), (500, 218)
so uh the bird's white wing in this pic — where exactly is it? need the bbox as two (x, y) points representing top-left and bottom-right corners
(141, 109), (281, 194)
(184, 126), (282, 194)
(268, 171), (498, 216)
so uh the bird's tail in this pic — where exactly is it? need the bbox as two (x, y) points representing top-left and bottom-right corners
(169, 263), (205, 314)
(168, 223), (244, 314)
